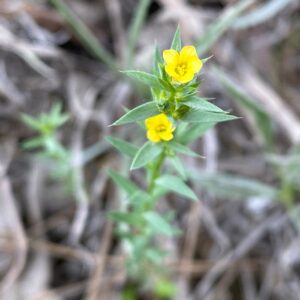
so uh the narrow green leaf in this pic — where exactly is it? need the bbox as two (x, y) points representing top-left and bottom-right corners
(131, 141), (162, 170)
(106, 136), (138, 158)
(122, 70), (163, 89)
(20, 113), (42, 131)
(189, 169), (278, 200)
(182, 110), (238, 123)
(108, 170), (140, 195)
(176, 123), (215, 145)
(156, 174), (198, 201)
(110, 212), (143, 226)
(22, 137), (45, 150)
(127, 190), (152, 207)
(145, 248), (165, 264)
(201, 55), (214, 64)
(111, 102), (159, 126)
(184, 96), (225, 113)
(143, 211), (175, 236)
(170, 26), (182, 51)
(169, 156), (187, 180)
(168, 141), (201, 157)
(153, 45), (164, 77)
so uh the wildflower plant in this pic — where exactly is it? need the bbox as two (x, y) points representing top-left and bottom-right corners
(21, 103), (71, 182)
(108, 28), (237, 293)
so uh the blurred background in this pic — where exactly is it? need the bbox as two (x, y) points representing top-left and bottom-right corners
(0, 0), (300, 299)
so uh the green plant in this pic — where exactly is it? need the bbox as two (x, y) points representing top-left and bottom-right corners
(21, 103), (71, 182)
(108, 27), (236, 297)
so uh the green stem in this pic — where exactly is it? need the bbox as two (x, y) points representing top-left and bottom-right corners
(147, 150), (165, 194)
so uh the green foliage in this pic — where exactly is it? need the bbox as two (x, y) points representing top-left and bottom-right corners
(143, 211), (175, 236)
(106, 136), (138, 158)
(176, 122), (215, 145)
(122, 70), (164, 89)
(168, 141), (201, 157)
(156, 174), (198, 201)
(108, 28), (236, 292)
(170, 26), (182, 51)
(131, 142), (162, 170)
(112, 102), (159, 126)
(154, 279), (177, 299)
(110, 212), (143, 226)
(108, 170), (140, 195)
(184, 96), (225, 113)
(189, 169), (278, 200)
(21, 103), (74, 191)
(21, 103), (68, 136)
(182, 110), (238, 123)
(169, 156), (187, 179)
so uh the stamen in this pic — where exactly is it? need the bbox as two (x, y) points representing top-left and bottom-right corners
(156, 125), (166, 133)
(175, 63), (187, 76)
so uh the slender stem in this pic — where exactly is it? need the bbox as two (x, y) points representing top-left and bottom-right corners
(147, 150), (165, 194)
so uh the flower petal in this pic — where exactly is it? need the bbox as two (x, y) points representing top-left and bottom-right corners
(179, 45), (198, 61)
(145, 115), (159, 128)
(190, 57), (203, 73)
(165, 63), (179, 80)
(163, 49), (179, 65)
(160, 131), (174, 141)
(175, 70), (195, 83)
(158, 113), (170, 124)
(147, 129), (161, 142)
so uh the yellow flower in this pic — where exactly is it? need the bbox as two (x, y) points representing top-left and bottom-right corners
(145, 114), (175, 143)
(163, 45), (202, 84)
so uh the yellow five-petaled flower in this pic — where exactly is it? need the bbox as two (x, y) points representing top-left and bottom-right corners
(163, 45), (202, 84)
(145, 113), (175, 143)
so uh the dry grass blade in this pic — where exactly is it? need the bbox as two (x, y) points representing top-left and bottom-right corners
(0, 140), (28, 296)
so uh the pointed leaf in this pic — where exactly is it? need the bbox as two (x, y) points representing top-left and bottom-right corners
(168, 141), (202, 157)
(22, 136), (45, 150)
(170, 26), (182, 51)
(110, 212), (143, 226)
(20, 113), (42, 131)
(176, 122), (215, 145)
(143, 211), (175, 236)
(131, 141), (162, 170)
(106, 136), (138, 158)
(153, 45), (164, 77)
(189, 169), (278, 200)
(122, 70), (163, 89)
(156, 174), (198, 201)
(112, 102), (159, 126)
(182, 110), (238, 123)
(169, 156), (187, 180)
(184, 96), (225, 113)
(108, 170), (140, 195)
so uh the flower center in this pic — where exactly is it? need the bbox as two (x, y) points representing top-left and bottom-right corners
(175, 63), (187, 76)
(155, 124), (167, 133)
